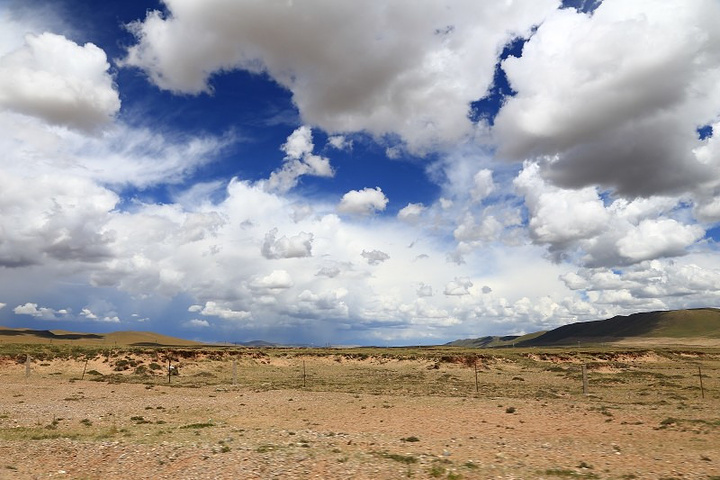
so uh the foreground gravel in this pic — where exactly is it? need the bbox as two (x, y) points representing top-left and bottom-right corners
(0, 355), (719, 479)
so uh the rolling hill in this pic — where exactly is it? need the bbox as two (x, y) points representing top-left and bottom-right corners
(3, 308), (719, 349)
(448, 308), (720, 348)
(446, 331), (546, 348)
(0, 327), (201, 347)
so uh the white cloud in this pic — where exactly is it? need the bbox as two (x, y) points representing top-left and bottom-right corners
(184, 318), (210, 328)
(327, 135), (352, 151)
(13, 303), (41, 316)
(444, 277), (473, 296)
(122, 0), (558, 152)
(494, 0), (720, 197)
(337, 187), (388, 216)
(77, 300), (121, 323)
(453, 210), (505, 244)
(416, 283), (433, 297)
(361, 250), (390, 266)
(80, 308), (98, 320)
(193, 301), (251, 321)
(2, 3), (720, 346)
(397, 203), (425, 223)
(514, 162), (609, 248)
(315, 266), (342, 278)
(250, 270), (294, 291)
(512, 162), (707, 267)
(266, 126), (334, 193)
(291, 288), (349, 319)
(13, 302), (67, 320)
(0, 32), (120, 131)
(0, 302), (5, 310)
(562, 257), (720, 312)
(0, 109), (231, 191)
(0, 171), (118, 268)
(261, 228), (313, 259)
(471, 169), (495, 202)
(615, 219), (704, 264)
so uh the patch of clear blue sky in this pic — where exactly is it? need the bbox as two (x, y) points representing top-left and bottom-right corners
(697, 124), (714, 141)
(47, 0), (447, 214)
(36, 0), (634, 224)
(560, 0), (604, 14)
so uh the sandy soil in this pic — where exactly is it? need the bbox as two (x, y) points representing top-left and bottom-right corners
(0, 352), (719, 479)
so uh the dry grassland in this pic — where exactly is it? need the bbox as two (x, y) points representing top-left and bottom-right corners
(0, 346), (719, 479)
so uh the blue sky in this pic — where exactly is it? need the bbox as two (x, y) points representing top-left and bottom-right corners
(1, 0), (719, 345)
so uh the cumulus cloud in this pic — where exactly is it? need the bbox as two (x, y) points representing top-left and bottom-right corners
(80, 308), (98, 320)
(453, 210), (505, 244)
(0, 32), (120, 131)
(13, 302), (68, 320)
(77, 301), (121, 322)
(470, 169), (495, 202)
(122, 0), (557, 152)
(397, 203), (425, 223)
(261, 228), (313, 259)
(615, 219), (704, 264)
(0, 172), (117, 268)
(417, 283), (433, 297)
(266, 126), (334, 193)
(361, 250), (390, 266)
(184, 318), (210, 328)
(249, 270), (294, 291)
(513, 162), (706, 266)
(444, 277), (473, 296)
(327, 135), (352, 151)
(291, 288), (349, 318)
(4, 2), (720, 347)
(561, 257), (720, 311)
(316, 266), (342, 278)
(337, 187), (388, 216)
(514, 162), (610, 251)
(494, 0), (720, 197)
(190, 301), (251, 321)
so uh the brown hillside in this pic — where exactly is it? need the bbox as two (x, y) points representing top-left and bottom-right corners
(0, 327), (201, 347)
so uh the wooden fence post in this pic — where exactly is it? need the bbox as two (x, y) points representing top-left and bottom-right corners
(582, 364), (589, 395)
(25, 355), (31, 379)
(698, 366), (705, 399)
(232, 359), (237, 385)
(474, 360), (479, 394)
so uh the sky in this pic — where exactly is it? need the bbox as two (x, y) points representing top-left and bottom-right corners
(1, 0), (719, 346)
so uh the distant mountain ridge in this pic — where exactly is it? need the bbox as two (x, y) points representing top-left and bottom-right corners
(447, 308), (720, 348)
(2, 308), (719, 348)
(0, 328), (201, 347)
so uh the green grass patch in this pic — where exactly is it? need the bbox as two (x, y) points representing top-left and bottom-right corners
(179, 422), (214, 429)
(374, 451), (417, 464)
(543, 469), (599, 478)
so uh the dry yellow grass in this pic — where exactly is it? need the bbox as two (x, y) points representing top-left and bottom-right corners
(1, 345), (719, 478)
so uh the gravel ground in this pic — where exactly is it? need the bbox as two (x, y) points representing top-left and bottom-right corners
(0, 354), (719, 479)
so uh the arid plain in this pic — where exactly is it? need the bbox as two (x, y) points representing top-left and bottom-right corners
(0, 344), (719, 480)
